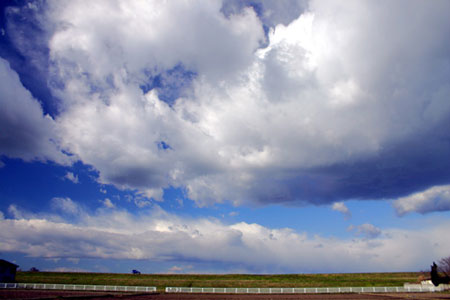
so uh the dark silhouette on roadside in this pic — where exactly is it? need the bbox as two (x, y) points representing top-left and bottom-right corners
(132, 269), (141, 274)
(430, 262), (450, 286)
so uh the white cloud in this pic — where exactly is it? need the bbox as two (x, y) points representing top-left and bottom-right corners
(0, 203), (448, 273)
(64, 172), (79, 184)
(229, 211), (239, 217)
(332, 202), (351, 219)
(51, 197), (81, 215)
(5, 1), (450, 208)
(8, 205), (23, 219)
(46, 267), (88, 272)
(222, 0), (308, 29)
(167, 266), (184, 274)
(348, 223), (382, 239)
(0, 58), (71, 165)
(67, 258), (80, 264)
(46, 0), (264, 83)
(100, 198), (115, 209)
(393, 185), (450, 216)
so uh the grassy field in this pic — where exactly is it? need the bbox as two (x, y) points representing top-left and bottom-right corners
(16, 271), (423, 291)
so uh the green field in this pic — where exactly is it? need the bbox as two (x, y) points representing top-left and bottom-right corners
(16, 271), (422, 291)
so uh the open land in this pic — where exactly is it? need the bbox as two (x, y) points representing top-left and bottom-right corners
(16, 271), (424, 291)
(7, 271), (449, 299)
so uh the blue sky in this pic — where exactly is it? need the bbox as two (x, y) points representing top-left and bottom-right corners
(1, 0), (450, 274)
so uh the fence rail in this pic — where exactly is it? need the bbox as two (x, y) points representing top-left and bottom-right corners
(1, 283), (446, 294)
(165, 285), (444, 294)
(0, 283), (156, 293)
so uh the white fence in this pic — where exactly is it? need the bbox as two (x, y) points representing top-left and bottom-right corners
(165, 285), (443, 294)
(1, 283), (446, 294)
(0, 283), (156, 293)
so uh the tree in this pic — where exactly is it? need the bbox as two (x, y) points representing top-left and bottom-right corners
(439, 256), (450, 275)
(430, 258), (450, 287)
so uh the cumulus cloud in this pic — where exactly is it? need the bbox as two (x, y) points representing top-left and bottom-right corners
(67, 258), (80, 264)
(4, 0), (450, 209)
(46, 267), (88, 272)
(63, 172), (79, 184)
(348, 223), (382, 239)
(51, 197), (81, 215)
(0, 203), (448, 273)
(0, 58), (70, 164)
(8, 205), (23, 219)
(100, 198), (115, 209)
(167, 266), (184, 274)
(221, 0), (308, 28)
(393, 185), (450, 216)
(332, 202), (351, 219)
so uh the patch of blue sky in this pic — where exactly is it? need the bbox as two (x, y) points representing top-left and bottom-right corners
(2, 251), (263, 274)
(157, 141), (171, 151)
(0, 158), (109, 215)
(0, 0), (59, 117)
(2, 158), (443, 241)
(159, 192), (450, 240)
(140, 64), (196, 106)
(158, 187), (351, 238)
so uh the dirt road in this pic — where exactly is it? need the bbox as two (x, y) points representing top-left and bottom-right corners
(1, 289), (450, 300)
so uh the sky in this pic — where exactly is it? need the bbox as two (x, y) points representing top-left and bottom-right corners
(1, 0), (450, 275)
